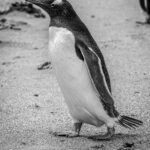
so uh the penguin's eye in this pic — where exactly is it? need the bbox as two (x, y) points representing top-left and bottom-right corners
(51, 4), (55, 8)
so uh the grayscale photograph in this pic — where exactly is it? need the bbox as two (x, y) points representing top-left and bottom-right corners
(0, 0), (150, 150)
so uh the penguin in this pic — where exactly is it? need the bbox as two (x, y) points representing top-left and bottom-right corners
(26, 0), (143, 140)
(139, 0), (150, 24)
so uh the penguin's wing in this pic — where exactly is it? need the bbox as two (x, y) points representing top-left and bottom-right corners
(95, 49), (112, 93)
(76, 40), (119, 117)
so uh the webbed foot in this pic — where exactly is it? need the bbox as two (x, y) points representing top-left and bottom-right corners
(88, 127), (115, 141)
(53, 122), (83, 138)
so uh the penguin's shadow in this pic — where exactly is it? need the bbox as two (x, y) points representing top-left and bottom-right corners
(136, 21), (150, 26)
(111, 133), (139, 140)
(51, 132), (140, 141)
(83, 133), (139, 141)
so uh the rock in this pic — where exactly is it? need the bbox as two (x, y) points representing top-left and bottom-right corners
(34, 94), (39, 97)
(118, 142), (135, 150)
(37, 62), (52, 70)
(91, 145), (105, 150)
(0, 2), (45, 18)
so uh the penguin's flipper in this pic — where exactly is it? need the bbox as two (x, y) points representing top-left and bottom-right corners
(75, 40), (119, 118)
(98, 51), (112, 93)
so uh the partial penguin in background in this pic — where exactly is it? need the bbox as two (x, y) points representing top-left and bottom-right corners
(139, 0), (150, 24)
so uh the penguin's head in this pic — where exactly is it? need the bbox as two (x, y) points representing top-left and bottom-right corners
(26, 0), (77, 19)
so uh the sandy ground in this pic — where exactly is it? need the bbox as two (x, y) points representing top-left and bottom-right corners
(0, 0), (150, 150)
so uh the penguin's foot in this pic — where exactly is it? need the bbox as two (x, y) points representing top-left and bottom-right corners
(88, 127), (115, 141)
(53, 122), (83, 138)
(146, 18), (150, 24)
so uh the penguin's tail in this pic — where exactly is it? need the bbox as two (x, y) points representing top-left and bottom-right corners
(117, 115), (143, 129)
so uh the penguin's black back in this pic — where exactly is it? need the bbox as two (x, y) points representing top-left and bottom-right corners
(50, 13), (112, 94)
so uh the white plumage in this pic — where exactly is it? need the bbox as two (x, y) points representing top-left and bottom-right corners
(49, 27), (115, 127)
(52, 0), (63, 5)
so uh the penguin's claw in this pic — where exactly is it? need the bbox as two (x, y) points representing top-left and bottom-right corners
(88, 127), (115, 141)
(53, 132), (79, 138)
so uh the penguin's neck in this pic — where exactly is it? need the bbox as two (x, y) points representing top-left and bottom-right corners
(50, 16), (89, 37)
(50, 16), (74, 27)
(50, 17), (66, 27)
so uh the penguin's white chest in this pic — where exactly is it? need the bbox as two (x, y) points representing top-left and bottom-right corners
(49, 27), (81, 81)
(49, 27), (109, 126)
